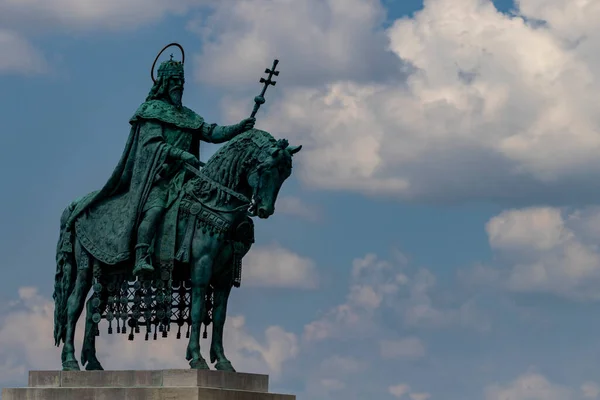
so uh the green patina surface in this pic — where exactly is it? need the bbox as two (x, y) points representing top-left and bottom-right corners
(52, 43), (300, 372)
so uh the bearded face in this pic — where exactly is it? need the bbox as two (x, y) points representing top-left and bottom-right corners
(168, 76), (184, 107)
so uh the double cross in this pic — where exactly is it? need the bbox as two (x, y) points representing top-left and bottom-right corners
(250, 59), (280, 118)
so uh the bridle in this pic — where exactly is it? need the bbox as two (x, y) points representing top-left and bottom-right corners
(183, 152), (274, 217)
(246, 163), (267, 216)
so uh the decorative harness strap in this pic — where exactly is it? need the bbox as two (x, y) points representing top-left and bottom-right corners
(183, 163), (252, 205)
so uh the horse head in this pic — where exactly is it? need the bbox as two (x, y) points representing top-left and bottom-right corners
(246, 137), (302, 219)
(196, 129), (301, 218)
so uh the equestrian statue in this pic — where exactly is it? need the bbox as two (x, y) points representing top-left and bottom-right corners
(52, 43), (300, 371)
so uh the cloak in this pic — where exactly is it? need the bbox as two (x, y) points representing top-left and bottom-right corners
(65, 100), (205, 265)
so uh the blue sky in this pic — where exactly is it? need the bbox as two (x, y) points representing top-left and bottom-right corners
(2, 0), (600, 399)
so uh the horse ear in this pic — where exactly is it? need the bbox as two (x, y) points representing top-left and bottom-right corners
(277, 139), (289, 149)
(288, 145), (302, 155)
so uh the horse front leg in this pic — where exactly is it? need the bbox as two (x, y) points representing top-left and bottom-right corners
(61, 240), (93, 371)
(81, 276), (107, 371)
(210, 283), (235, 371)
(186, 247), (214, 369)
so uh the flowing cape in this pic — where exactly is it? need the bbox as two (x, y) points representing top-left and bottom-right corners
(64, 100), (205, 265)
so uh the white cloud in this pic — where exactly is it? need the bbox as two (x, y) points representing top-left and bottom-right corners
(486, 207), (570, 251)
(401, 269), (490, 331)
(242, 244), (319, 289)
(303, 303), (360, 342)
(484, 206), (600, 300)
(485, 372), (574, 400)
(389, 383), (411, 398)
(0, 0), (204, 31)
(303, 253), (488, 342)
(410, 394), (431, 400)
(0, 287), (297, 389)
(303, 254), (402, 341)
(202, 0), (600, 203)
(223, 316), (298, 379)
(517, 0), (600, 74)
(0, 30), (46, 74)
(191, 0), (396, 87)
(379, 337), (426, 359)
(388, 383), (431, 400)
(349, 284), (384, 309)
(277, 196), (321, 222)
(582, 381), (600, 399)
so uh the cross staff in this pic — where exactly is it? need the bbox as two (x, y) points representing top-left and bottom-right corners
(250, 59), (280, 118)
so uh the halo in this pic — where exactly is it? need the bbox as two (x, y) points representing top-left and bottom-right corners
(151, 42), (185, 83)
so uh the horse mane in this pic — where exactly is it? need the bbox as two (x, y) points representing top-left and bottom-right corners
(198, 129), (278, 204)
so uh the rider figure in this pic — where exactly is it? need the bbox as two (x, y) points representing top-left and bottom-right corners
(131, 56), (255, 276)
(62, 46), (255, 278)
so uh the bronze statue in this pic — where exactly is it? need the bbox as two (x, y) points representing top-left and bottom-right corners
(52, 43), (300, 371)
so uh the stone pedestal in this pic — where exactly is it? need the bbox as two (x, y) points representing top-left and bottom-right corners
(2, 369), (295, 399)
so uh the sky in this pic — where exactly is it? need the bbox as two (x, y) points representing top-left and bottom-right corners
(1, 0), (600, 399)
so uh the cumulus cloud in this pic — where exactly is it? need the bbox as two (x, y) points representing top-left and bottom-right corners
(481, 206), (600, 300)
(303, 253), (488, 342)
(197, 0), (600, 204)
(487, 207), (570, 252)
(484, 372), (574, 400)
(388, 383), (431, 400)
(303, 254), (403, 341)
(0, 287), (298, 390)
(0, 0), (205, 31)
(0, 0), (209, 76)
(0, 30), (46, 74)
(191, 0), (398, 87)
(389, 384), (411, 398)
(410, 394), (432, 400)
(242, 244), (319, 289)
(223, 316), (298, 379)
(582, 381), (600, 399)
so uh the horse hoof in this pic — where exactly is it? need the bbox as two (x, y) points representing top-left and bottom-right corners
(189, 358), (210, 370)
(85, 361), (104, 371)
(62, 360), (80, 371)
(215, 361), (236, 372)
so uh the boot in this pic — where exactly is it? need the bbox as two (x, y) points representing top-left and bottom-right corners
(132, 243), (154, 276)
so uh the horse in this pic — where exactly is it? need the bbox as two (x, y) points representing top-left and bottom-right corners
(53, 128), (301, 371)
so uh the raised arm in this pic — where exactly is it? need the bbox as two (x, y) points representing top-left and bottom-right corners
(195, 118), (256, 144)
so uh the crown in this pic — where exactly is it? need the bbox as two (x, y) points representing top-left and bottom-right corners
(151, 43), (185, 83)
(157, 57), (184, 80)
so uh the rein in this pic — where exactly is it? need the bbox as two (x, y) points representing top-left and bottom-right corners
(183, 163), (262, 216)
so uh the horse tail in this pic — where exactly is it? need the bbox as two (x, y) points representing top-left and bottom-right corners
(52, 201), (79, 346)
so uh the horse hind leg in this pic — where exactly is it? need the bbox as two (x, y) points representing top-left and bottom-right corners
(210, 281), (235, 372)
(81, 269), (107, 371)
(61, 239), (93, 371)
